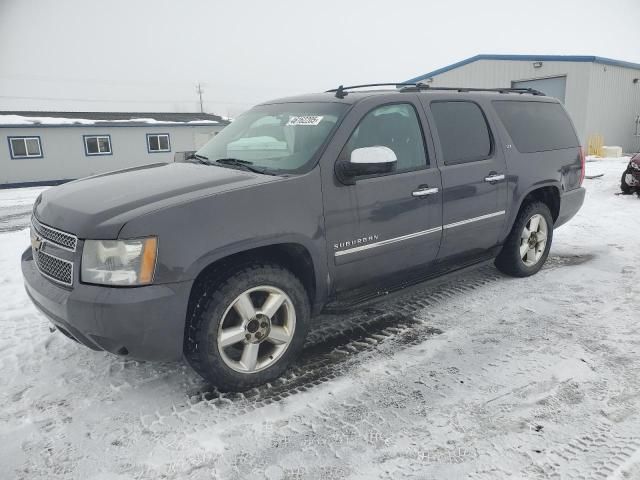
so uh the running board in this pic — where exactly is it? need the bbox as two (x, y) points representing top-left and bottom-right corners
(322, 255), (498, 313)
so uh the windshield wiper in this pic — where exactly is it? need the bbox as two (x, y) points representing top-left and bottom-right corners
(191, 153), (212, 165)
(183, 152), (212, 165)
(213, 158), (275, 175)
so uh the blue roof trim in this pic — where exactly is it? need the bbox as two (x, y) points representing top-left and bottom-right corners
(406, 54), (640, 83)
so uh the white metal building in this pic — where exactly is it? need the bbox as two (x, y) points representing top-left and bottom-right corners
(0, 112), (230, 187)
(406, 55), (640, 153)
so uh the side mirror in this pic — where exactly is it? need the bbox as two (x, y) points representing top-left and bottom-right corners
(336, 146), (397, 185)
(174, 151), (196, 163)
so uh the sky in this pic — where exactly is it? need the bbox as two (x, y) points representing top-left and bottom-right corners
(1, 0), (639, 118)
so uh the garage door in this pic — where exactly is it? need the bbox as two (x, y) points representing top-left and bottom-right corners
(512, 76), (567, 102)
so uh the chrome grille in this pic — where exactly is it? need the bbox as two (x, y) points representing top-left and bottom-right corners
(33, 248), (73, 286)
(31, 217), (77, 252)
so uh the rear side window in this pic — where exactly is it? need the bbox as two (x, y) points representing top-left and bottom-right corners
(430, 101), (492, 165)
(492, 100), (579, 153)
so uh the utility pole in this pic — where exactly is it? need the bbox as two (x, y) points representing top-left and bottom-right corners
(196, 82), (204, 113)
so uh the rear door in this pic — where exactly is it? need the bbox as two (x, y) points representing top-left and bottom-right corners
(320, 94), (443, 294)
(421, 97), (508, 260)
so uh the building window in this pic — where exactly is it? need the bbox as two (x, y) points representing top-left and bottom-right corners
(8, 136), (43, 159)
(83, 135), (112, 156)
(146, 133), (171, 153)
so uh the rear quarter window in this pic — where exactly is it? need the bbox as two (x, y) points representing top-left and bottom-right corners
(492, 100), (579, 153)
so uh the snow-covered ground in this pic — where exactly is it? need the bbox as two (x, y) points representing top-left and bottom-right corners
(0, 187), (47, 234)
(1, 157), (639, 480)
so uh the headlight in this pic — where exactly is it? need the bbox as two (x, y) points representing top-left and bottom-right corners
(81, 237), (158, 286)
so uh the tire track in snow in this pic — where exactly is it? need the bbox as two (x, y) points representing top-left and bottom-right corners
(144, 255), (593, 437)
(141, 264), (504, 433)
(0, 210), (31, 233)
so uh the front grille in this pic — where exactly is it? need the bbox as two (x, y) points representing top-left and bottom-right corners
(32, 217), (78, 252)
(34, 248), (73, 286)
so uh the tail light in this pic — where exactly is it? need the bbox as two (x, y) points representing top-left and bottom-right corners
(579, 146), (585, 186)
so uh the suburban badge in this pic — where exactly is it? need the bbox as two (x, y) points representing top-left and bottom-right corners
(334, 234), (380, 250)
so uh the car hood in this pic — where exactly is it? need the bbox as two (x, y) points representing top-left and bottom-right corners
(34, 162), (280, 239)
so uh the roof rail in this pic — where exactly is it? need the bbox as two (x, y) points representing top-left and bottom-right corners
(401, 83), (545, 96)
(325, 82), (545, 98)
(326, 83), (416, 99)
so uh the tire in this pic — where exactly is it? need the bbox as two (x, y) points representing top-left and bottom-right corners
(621, 171), (634, 195)
(184, 263), (310, 391)
(495, 201), (554, 278)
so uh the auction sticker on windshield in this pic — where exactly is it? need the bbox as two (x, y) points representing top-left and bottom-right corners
(287, 115), (323, 126)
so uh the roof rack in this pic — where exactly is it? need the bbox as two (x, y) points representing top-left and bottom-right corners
(326, 83), (416, 99)
(326, 82), (545, 98)
(401, 83), (545, 96)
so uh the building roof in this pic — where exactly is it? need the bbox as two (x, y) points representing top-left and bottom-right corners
(0, 111), (230, 128)
(406, 54), (640, 83)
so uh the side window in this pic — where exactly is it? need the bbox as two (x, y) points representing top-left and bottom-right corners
(147, 133), (171, 153)
(8, 136), (43, 159)
(492, 100), (579, 153)
(430, 101), (492, 165)
(341, 103), (428, 173)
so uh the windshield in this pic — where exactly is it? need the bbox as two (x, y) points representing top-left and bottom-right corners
(195, 102), (348, 174)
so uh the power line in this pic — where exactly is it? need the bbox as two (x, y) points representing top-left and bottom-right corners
(0, 74), (192, 88)
(0, 74), (293, 94)
(0, 94), (254, 106)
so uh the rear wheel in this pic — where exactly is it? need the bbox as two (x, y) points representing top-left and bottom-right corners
(495, 202), (553, 277)
(185, 264), (310, 391)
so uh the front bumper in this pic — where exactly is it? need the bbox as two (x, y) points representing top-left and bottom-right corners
(22, 247), (192, 361)
(556, 187), (586, 228)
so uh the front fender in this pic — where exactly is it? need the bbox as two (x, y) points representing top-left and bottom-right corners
(118, 168), (330, 312)
(184, 234), (328, 308)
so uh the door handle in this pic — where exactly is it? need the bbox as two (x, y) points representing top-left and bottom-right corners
(412, 186), (439, 197)
(484, 174), (505, 183)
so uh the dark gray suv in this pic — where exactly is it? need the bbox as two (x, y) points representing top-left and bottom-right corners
(22, 84), (586, 390)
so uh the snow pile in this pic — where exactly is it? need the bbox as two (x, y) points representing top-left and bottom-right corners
(0, 114), (100, 125)
(0, 115), (219, 126)
(127, 118), (218, 125)
(586, 154), (632, 163)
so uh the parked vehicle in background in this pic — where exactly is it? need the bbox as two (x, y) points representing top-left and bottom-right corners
(620, 153), (640, 196)
(22, 83), (585, 390)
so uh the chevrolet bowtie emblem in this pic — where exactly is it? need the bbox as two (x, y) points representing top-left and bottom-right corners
(31, 233), (43, 251)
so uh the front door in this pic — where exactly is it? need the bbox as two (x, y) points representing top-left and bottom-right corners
(321, 95), (443, 294)
(421, 98), (508, 261)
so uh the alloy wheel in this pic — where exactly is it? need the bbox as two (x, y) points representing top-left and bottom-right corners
(520, 214), (548, 267)
(216, 285), (296, 373)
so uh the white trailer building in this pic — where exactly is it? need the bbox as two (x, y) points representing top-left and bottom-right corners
(406, 55), (640, 153)
(0, 112), (229, 187)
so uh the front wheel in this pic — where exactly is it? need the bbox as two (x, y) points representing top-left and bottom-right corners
(185, 264), (310, 391)
(621, 171), (634, 195)
(495, 202), (554, 277)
